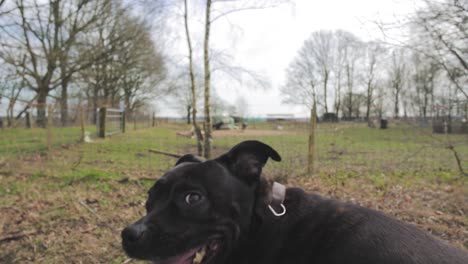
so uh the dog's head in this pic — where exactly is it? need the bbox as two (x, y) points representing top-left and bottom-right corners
(121, 140), (281, 264)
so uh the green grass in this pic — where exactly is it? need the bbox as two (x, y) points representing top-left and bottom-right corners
(1, 122), (466, 185)
(0, 126), (90, 155)
(207, 123), (467, 184)
(0, 122), (466, 263)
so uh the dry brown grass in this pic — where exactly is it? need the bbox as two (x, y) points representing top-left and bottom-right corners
(0, 123), (466, 263)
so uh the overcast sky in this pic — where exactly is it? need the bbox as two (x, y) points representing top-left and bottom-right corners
(157, 0), (419, 118)
(0, 0), (419, 118)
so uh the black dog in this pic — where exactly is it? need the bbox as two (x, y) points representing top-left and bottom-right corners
(122, 140), (468, 264)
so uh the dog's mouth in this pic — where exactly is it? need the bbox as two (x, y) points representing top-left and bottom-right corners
(152, 239), (221, 264)
(193, 240), (221, 264)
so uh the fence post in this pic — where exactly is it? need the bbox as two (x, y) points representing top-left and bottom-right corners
(47, 104), (53, 151)
(98, 107), (106, 138)
(152, 112), (156, 127)
(307, 104), (316, 175)
(121, 110), (126, 133)
(80, 106), (85, 143)
(25, 111), (31, 129)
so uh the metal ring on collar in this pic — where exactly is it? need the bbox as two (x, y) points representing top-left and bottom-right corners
(268, 204), (286, 217)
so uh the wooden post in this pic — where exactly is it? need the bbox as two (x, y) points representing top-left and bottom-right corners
(121, 111), (126, 133)
(98, 107), (106, 138)
(133, 113), (137, 131)
(152, 112), (156, 127)
(25, 111), (31, 129)
(47, 105), (53, 151)
(80, 106), (85, 143)
(307, 104), (316, 175)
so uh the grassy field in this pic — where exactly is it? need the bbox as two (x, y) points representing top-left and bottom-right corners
(0, 122), (467, 263)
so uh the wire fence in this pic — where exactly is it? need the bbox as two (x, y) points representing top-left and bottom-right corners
(0, 104), (158, 158)
(1, 110), (467, 180)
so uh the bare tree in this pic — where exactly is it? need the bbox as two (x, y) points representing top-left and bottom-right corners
(183, 0), (204, 156)
(373, 79), (387, 118)
(411, 0), (467, 99)
(1, 0), (61, 127)
(280, 45), (318, 110)
(0, 69), (27, 127)
(139, 0), (287, 158)
(76, 3), (166, 124)
(118, 16), (167, 115)
(411, 53), (440, 119)
(307, 30), (334, 113)
(283, 30), (366, 118)
(56, 0), (107, 126)
(0, 0), (12, 16)
(342, 33), (363, 119)
(362, 41), (386, 121)
(332, 30), (349, 117)
(388, 48), (408, 119)
(200, 0), (287, 158)
(202, 0), (213, 158)
(341, 92), (366, 119)
(0, 0), (104, 127)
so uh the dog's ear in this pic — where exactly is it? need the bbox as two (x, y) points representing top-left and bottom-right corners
(175, 154), (205, 166)
(217, 140), (281, 184)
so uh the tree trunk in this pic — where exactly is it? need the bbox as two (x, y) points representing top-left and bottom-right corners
(203, 0), (212, 159)
(430, 91), (435, 118)
(92, 85), (99, 125)
(59, 50), (70, 127)
(36, 88), (49, 128)
(187, 105), (191, 124)
(184, 0), (204, 156)
(464, 103), (468, 121)
(366, 81), (372, 121)
(423, 86), (428, 119)
(7, 100), (14, 127)
(348, 92), (353, 119)
(60, 80), (69, 126)
(346, 65), (353, 119)
(394, 88), (400, 119)
(334, 71), (341, 117)
(124, 95), (131, 118)
(323, 70), (329, 113)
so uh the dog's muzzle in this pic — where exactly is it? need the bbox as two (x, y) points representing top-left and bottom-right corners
(122, 223), (147, 244)
(121, 222), (153, 259)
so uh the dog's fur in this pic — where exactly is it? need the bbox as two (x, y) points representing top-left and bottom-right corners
(122, 140), (468, 264)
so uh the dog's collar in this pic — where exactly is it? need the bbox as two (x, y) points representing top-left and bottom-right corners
(268, 182), (286, 217)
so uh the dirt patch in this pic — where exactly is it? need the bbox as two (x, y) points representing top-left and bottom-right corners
(1, 174), (466, 264)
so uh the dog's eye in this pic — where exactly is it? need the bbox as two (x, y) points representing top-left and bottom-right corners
(185, 192), (203, 205)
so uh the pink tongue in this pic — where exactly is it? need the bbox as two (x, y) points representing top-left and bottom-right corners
(175, 258), (193, 264)
(156, 248), (198, 264)
(210, 242), (219, 251)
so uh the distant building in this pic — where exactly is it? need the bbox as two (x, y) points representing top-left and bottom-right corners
(266, 113), (295, 122)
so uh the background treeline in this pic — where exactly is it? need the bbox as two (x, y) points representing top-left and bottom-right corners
(0, 0), (466, 130)
(0, 0), (166, 128)
(281, 0), (467, 121)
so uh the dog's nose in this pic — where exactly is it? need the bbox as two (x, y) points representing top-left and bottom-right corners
(122, 224), (147, 243)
